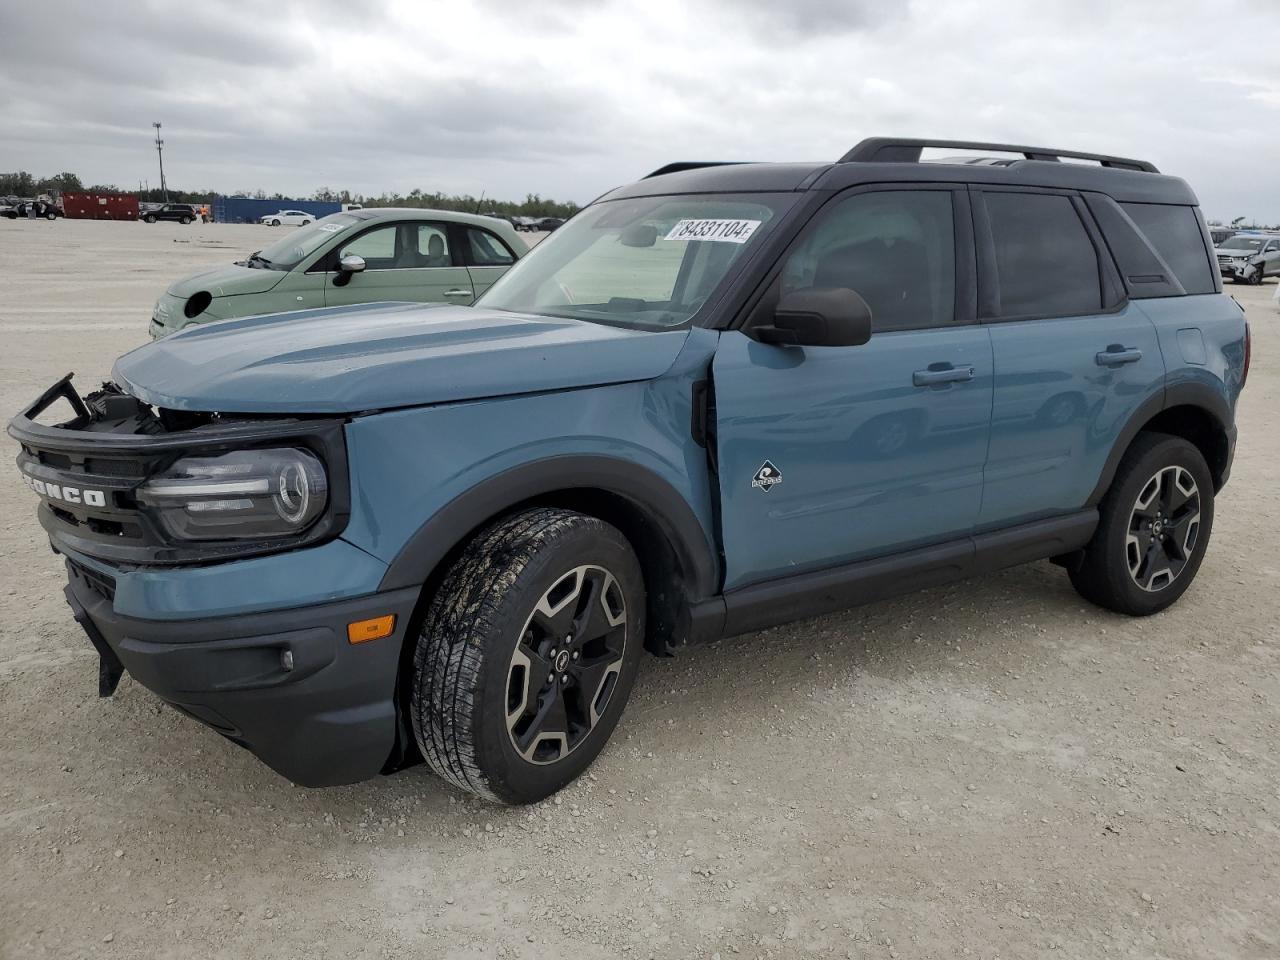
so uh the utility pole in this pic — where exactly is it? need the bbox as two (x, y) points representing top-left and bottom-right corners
(152, 122), (168, 201)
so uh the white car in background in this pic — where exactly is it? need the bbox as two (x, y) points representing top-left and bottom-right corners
(261, 210), (314, 226)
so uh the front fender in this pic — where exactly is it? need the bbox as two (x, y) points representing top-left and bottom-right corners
(377, 454), (717, 598)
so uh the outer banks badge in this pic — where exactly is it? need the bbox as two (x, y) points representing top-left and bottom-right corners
(751, 460), (783, 493)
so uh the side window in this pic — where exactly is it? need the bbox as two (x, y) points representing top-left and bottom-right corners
(466, 227), (515, 266)
(985, 192), (1102, 317)
(340, 224), (398, 267)
(1119, 202), (1215, 295)
(416, 224), (452, 267)
(780, 190), (955, 331)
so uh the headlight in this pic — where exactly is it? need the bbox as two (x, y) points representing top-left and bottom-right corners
(137, 447), (328, 541)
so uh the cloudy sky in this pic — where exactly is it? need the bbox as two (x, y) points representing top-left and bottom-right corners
(2, 0), (1278, 220)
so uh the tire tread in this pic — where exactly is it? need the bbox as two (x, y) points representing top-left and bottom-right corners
(410, 507), (620, 801)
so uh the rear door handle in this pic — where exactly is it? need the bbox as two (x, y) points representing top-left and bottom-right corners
(913, 363), (975, 387)
(1095, 345), (1143, 366)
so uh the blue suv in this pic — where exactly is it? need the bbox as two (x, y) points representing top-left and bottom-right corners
(10, 138), (1248, 803)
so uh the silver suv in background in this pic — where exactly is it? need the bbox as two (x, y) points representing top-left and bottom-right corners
(1214, 231), (1280, 285)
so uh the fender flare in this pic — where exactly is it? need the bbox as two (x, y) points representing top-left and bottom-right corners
(1085, 380), (1232, 506)
(377, 455), (719, 598)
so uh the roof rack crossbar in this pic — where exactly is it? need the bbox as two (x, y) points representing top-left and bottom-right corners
(644, 161), (748, 179)
(839, 138), (1158, 173)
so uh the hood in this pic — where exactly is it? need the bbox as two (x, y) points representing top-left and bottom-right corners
(166, 262), (286, 299)
(113, 302), (692, 414)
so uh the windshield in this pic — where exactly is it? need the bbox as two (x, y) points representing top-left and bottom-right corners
(1219, 236), (1266, 252)
(476, 193), (795, 328)
(252, 213), (360, 270)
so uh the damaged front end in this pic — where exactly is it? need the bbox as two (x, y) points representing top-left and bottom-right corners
(8, 374), (352, 694)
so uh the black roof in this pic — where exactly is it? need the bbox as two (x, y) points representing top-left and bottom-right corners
(605, 137), (1198, 207)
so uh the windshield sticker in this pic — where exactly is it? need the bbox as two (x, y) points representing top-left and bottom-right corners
(317, 223), (344, 233)
(664, 218), (762, 244)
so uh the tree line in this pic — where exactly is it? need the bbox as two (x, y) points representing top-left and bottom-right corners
(0, 171), (579, 218)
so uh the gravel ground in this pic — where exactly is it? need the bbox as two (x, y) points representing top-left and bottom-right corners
(1, 218), (1277, 960)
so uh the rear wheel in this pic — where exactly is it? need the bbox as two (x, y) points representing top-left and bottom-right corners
(180, 215), (192, 224)
(410, 507), (645, 803)
(45, 212), (57, 220)
(1069, 432), (1214, 615)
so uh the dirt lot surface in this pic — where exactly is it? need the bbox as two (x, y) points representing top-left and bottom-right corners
(1, 218), (1277, 960)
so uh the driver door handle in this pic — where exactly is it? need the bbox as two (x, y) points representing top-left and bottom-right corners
(443, 289), (473, 298)
(913, 363), (975, 387)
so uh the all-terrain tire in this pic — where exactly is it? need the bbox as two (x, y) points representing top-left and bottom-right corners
(1069, 432), (1214, 616)
(409, 507), (645, 804)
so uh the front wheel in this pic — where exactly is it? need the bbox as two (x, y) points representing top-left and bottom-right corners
(144, 214), (157, 223)
(1248, 264), (1264, 285)
(270, 218), (281, 226)
(1069, 432), (1214, 616)
(410, 507), (645, 804)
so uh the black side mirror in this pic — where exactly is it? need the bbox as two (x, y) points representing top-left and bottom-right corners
(753, 287), (873, 347)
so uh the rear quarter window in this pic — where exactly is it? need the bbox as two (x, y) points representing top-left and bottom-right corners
(985, 192), (1102, 318)
(1120, 203), (1216, 295)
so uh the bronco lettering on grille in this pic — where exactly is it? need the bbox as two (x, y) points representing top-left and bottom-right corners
(21, 472), (107, 508)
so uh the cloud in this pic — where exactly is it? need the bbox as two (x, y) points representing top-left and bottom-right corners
(0, 0), (1278, 220)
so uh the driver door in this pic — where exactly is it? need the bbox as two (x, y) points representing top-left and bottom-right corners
(322, 221), (475, 307)
(712, 186), (993, 591)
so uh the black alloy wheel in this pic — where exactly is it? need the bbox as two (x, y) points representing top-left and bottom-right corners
(1125, 464), (1201, 592)
(505, 564), (628, 765)
(1069, 432), (1214, 615)
(410, 507), (645, 803)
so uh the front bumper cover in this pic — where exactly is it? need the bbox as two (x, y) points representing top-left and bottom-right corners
(64, 559), (420, 787)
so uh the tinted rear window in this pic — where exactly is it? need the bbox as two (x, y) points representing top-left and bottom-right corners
(1120, 203), (1216, 295)
(986, 192), (1102, 317)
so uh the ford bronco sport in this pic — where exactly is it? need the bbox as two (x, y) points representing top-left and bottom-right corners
(10, 138), (1247, 804)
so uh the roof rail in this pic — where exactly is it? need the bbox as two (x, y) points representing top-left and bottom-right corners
(644, 161), (746, 179)
(839, 138), (1158, 173)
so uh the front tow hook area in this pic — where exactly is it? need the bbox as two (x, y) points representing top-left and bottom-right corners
(64, 584), (125, 697)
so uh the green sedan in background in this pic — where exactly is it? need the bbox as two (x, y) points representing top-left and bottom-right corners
(150, 208), (527, 337)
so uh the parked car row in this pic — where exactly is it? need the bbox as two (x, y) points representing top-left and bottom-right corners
(1, 196), (62, 219)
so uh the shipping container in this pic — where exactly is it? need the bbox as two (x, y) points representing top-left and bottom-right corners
(211, 196), (342, 224)
(62, 192), (139, 221)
